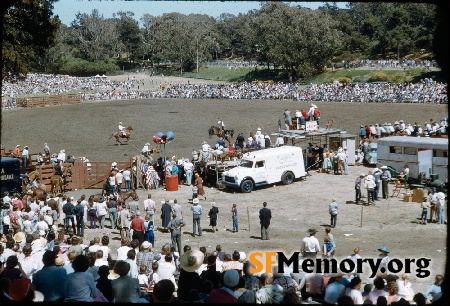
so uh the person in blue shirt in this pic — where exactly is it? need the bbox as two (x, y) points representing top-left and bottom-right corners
(32, 250), (67, 301)
(324, 273), (346, 304)
(423, 274), (443, 302)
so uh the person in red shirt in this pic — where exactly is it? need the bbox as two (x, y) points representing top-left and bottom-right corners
(130, 211), (145, 245)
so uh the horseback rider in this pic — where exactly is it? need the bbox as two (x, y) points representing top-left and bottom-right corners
(218, 118), (225, 131)
(118, 122), (127, 137)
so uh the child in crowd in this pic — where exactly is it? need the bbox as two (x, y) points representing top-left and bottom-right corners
(138, 265), (149, 289)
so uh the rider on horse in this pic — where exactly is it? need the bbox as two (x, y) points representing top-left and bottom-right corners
(118, 122), (128, 137)
(218, 119), (225, 131)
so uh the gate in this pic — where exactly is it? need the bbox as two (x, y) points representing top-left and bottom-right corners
(35, 161), (131, 192)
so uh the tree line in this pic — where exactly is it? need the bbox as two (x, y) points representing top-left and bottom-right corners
(1, 1), (439, 81)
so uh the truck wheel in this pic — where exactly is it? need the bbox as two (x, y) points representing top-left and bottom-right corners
(282, 171), (294, 185)
(241, 179), (254, 193)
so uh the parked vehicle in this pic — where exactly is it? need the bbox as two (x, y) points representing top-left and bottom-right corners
(364, 143), (378, 165)
(1, 157), (22, 195)
(222, 146), (306, 193)
(376, 136), (448, 180)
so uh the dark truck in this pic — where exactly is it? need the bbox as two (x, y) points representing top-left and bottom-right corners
(1, 157), (22, 195)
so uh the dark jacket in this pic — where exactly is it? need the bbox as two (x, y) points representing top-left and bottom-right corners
(259, 207), (271, 226)
(63, 202), (75, 215)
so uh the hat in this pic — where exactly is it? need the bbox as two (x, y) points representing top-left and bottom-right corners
(307, 228), (318, 234)
(380, 166), (388, 170)
(111, 162), (117, 166)
(24, 146), (28, 149)
(70, 196), (75, 201)
(202, 141), (207, 144)
(98, 196), (105, 203)
(328, 272), (345, 278)
(223, 269), (240, 288)
(55, 257), (65, 267)
(142, 241), (151, 249)
(399, 120), (404, 123)
(16, 145), (20, 147)
(136, 211), (141, 216)
(161, 200), (165, 204)
(265, 135), (270, 139)
(119, 122), (123, 124)
(360, 173), (366, 177)
(39, 230), (46, 236)
(360, 125), (364, 128)
(378, 246), (390, 253)
(179, 249), (204, 272)
(14, 232), (25, 243)
(343, 147), (347, 150)
(239, 251), (247, 262)
(373, 168), (380, 173)
(145, 143), (149, 146)
(365, 176), (372, 181)
(9, 278), (32, 301)
(394, 121), (399, 125)
(211, 202), (216, 207)
(193, 198), (199, 204)
(257, 127), (261, 131)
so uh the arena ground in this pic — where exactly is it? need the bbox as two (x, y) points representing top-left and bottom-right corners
(1, 75), (447, 294)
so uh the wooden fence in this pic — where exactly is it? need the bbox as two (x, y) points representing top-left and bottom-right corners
(16, 94), (81, 108)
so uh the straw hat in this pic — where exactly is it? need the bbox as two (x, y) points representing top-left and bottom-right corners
(193, 198), (199, 204)
(179, 249), (204, 272)
(14, 232), (25, 243)
(378, 246), (390, 253)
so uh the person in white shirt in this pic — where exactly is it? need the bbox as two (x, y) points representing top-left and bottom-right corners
(123, 167), (131, 191)
(3, 192), (12, 205)
(183, 159), (194, 186)
(89, 237), (101, 253)
(22, 146), (29, 167)
(94, 250), (109, 267)
(143, 194), (156, 220)
(44, 210), (54, 226)
(117, 239), (132, 261)
(301, 229), (321, 258)
(35, 215), (49, 232)
(345, 277), (364, 305)
(158, 254), (177, 289)
(115, 170), (124, 192)
(22, 215), (33, 235)
(57, 149), (66, 165)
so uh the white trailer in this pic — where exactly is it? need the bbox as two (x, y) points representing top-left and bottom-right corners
(222, 146), (306, 193)
(376, 136), (448, 180)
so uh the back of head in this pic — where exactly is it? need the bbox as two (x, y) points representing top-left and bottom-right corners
(153, 279), (175, 303)
(374, 277), (385, 290)
(101, 236), (109, 246)
(165, 254), (173, 262)
(72, 255), (90, 272)
(377, 296), (388, 306)
(113, 260), (131, 277)
(337, 295), (355, 305)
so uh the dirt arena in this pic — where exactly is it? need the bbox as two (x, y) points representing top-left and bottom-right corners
(1, 76), (448, 293)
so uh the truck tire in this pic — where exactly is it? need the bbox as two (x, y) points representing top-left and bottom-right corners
(241, 179), (254, 193)
(282, 171), (294, 185)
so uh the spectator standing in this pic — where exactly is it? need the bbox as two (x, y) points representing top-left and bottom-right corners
(143, 194), (156, 219)
(130, 212), (145, 246)
(259, 201), (271, 240)
(106, 195), (118, 229)
(161, 199), (172, 232)
(123, 167), (131, 191)
(355, 173), (365, 204)
(208, 202), (219, 233)
(143, 214), (155, 247)
(381, 166), (391, 199)
(96, 196), (108, 229)
(62, 198), (76, 234)
(231, 203), (238, 233)
(167, 213), (186, 255)
(191, 198), (202, 237)
(328, 198), (338, 228)
(119, 205), (131, 241)
(22, 146), (29, 168)
(301, 229), (321, 258)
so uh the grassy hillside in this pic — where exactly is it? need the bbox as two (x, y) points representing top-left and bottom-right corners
(179, 66), (445, 84)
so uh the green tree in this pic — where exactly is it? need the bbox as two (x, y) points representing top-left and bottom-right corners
(1, 0), (60, 80)
(115, 11), (143, 64)
(252, 2), (341, 80)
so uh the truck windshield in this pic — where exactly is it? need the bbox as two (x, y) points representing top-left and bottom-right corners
(240, 160), (253, 168)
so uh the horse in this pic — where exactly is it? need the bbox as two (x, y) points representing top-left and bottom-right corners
(32, 188), (47, 201)
(117, 189), (139, 202)
(111, 125), (133, 145)
(50, 167), (72, 194)
(208, 126), (234, 144)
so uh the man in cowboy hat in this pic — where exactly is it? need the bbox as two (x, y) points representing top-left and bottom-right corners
(355, 173), (365, 204)
(178, 249), (204, 301)
(364, 173), (376, 205)
(380, 166), (391, 199)
(191, 198), (202, 237)
(167, 213), (186, 255)
(301, 229), (320, 258)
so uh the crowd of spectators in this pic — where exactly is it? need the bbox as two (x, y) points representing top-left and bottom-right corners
(2, 73), (447, 107)
(355, 59), (437, 70)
